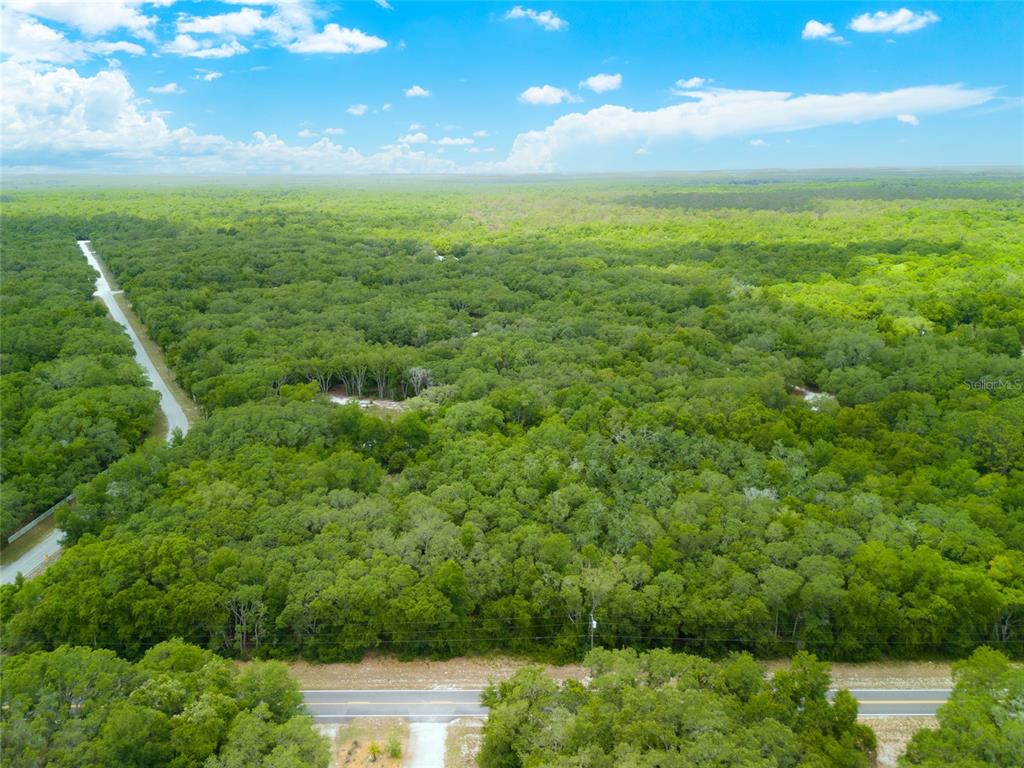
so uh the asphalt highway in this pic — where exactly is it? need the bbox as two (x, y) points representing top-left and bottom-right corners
(302, 687), (951, 723)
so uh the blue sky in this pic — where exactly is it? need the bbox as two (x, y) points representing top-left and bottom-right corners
(1, 1), (1021, 173)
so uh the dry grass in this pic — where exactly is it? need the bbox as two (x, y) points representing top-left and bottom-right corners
(866, 716), (936, 767)
(332, 718), (408, 768)
(445, 718), (484, 768)
(290, 653), (586, 691)
(765, 659), (953, 689)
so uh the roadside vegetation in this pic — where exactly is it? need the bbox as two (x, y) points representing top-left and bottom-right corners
(0, 221), (158, 541)
(899, 647), (1023, 767)
(0, 638), (328, 768)
(481, 649), (877, 767)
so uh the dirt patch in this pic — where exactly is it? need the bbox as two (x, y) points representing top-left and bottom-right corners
(327, 388), (407, 413)
(290, 653), (586, 691)
(866, 716), (936, 768)
(332, 718), (408, 768)
(445, 718), (484, 768)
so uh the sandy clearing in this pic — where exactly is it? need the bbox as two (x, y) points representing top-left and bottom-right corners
(866, 716), (937, 767)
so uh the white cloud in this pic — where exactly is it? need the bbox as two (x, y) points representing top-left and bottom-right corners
(164, 34), (248, 59)
(90, 40), (146, 56)
(288, 24), (387, 54)
(408, 122), (424, 130)
(179, 8), (277, 37)
(503, 6), (567, 31)
(897, 113), (919, 126)
(193, 70), (222, 82)
(503, 84), (996, 171)
(298, 128), (316, 138)
(405, 84), (430, 97)
(579, 73), (622, 94)
(467, 146), (496, 154)
(472, 129), (489, 137)
(675, 77), (707, 89)
(324, 127), (345, 135)
(436, 136), (474, 146)
(398, 132), (429, 144)
(0, 59), (464, 174)
(381, 103), (392, 111)
(519, 84), (573, 105)
(375, 0), (394, 9)
(749, 138), (767, 146)
(0, 14), (85, 62)
(347, 104), (368, 116)
(850, 9), (939, 34)
(802, 20), (845, 44)
(148, 82), (184, 95)
(4, 0), (156, 39)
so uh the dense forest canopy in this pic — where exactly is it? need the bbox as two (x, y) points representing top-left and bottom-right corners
(0, 639), (328, 768)
(479, 649), (877, 767)
(1, 175), (1022, 665)
(0, 222), (158, 539)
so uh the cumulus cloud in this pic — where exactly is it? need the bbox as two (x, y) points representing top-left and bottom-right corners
(4, 0), (156, 39)
(579, 73), (622, 94)
(347, 104), (368, 116)
(398, 132), (429, 144)
(802, 20), (845, 44)
(850, 9), (939, 34)
(0, 59), (463, 174)
(148, 82), (184, 94)
(405, 85), (431, 97)
(472, 129), (489, 137)
(0, 14), (86, 62)
(749, 138), (767, 146)
(164, 34), (248, 59)
(519, 84), (574, 105)
(324, 127), (345, 135)
(436, 136), (474, 146)
(503, 6), (567, 31)
(193, 70), (222, 82)
(897, 113), (919, 125)
(178, 8), (284, 38)
(288, 24), (387, 54)
(503, 84), (996, 171)
(298, 128), (316, 138)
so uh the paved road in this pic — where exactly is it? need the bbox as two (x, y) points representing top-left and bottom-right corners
(301, 687), (950, 723)
(303, 690), (488, 723)
(78, 240), (190, 439)
(0, 528), (62, 585)
(836, 688), (951, 717)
